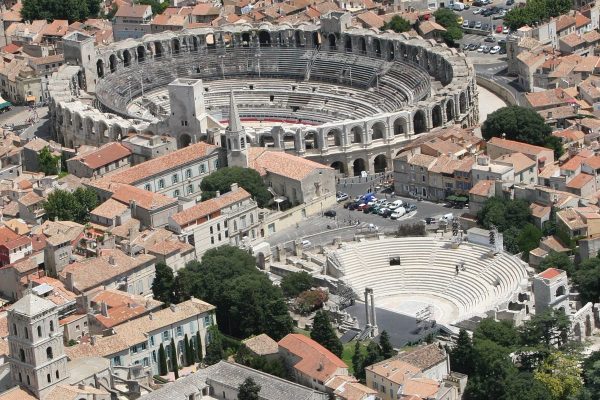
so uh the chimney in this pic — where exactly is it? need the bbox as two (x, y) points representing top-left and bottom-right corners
(129, 200), (137, 214)
(108, 255), (116, 266)
(78, 383), (85, 390)
(100, 301), (109, 317)
(90, 335), (96, 345)
(215, 190), (221, 197)
(230, 183), (239, 192)
(170, 304), (177, 312)
(66, 271), (75, 291)
(128, 302), (134, 308)
(548, 111), (553, 119)
(148, 313), (153, 320)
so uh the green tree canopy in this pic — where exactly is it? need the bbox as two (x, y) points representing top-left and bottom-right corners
(310, 311), (343, 358)
(22, 0), (101, 22)
(170, 337), (179, 379)
(238, 377), (261, 400)
(43, 187), (98, 224)
(204, 326), (224, 366)
(477, 196), (532, 232)
(481, 105), (563, 158)
(581, 351), (600, 399)
(534, 352), (583, 400)
(200, 166), (271, 207)
(138, 0), (168, 15)
(152, 262), (175, 304)
(177, 246), (293, 340)
(433, 8), (462, 45)
(572, 257), (600, 305)
(473, 319), (519, 350)
(158, 343), (168, 376)
(379, 331), (395, 359)
(39, 147), (60, 175)
(449, 329), (474, 376)
(280, 271), (314, 298)
(538, 251), (574, 275)
(504, 0), (572, 30)
(383, 16), (412, 33)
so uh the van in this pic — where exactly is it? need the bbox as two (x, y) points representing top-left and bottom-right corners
(453, 2), (465, 11)
(440, 213), (454, 222)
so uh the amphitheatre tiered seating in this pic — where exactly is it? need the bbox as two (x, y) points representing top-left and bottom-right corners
(95, 46), (431, 120)
(329, 237), (528, 322)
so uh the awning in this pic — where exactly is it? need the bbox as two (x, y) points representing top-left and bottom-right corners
(0, 101), (10, 110)
(455, 196), (468, 202)
(446, 195), (458, 201)
(26, 95), (35, 102)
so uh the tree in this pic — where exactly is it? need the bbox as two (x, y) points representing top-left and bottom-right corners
(310, 311), (343, 357)
(572, 257), (600, 305)
(280, 271), (313, 298)
(196, 331), (203, 362)
(21, 0), (101, 22)
(158, 343), (168, 376)
(534, 352), (583, 400)
(473, 319), (519, 350)
(170, 338), (179, 379)
(362, 342), (383, 374)
(39, 147), (60, 175)
(477, 197), (531, 232)
(581, 351), (600, 399)
(184, 334), (192, 367)
(200, 166), (271, 207)
(43, 188), (98, 224)
(238, 377), (261, 400)
(379, 331), (395, 359)
(520, 309), (571, 350)
(383, 15), (412, 33)
(504, 0), (572, 30)
(502, 372), (550, 400)
(152, 263), (175, 304)
(351, 341), (364, 379)
(449, 329), (474, 375)
(204, 326), (224, 366)
(538, 251), (574, 275)
(482, 105), (562, 158)
(516, 224), (543, 261)
(433, 8), (462, 46)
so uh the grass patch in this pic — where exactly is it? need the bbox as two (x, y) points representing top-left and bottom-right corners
(341, 341), (369, 374)
(293, 327), (310, 337)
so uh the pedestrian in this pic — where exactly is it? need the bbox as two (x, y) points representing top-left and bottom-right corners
(455, 265), (459, 275)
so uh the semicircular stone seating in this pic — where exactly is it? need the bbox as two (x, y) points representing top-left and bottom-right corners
(328, 237), (528, 321)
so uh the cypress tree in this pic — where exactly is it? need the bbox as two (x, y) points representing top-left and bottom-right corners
(196, 331), (203, 362)
(158, 343), (168, 376)
(379, 331), (395, 359)
(170, 338), (179, 379)
(184, 334), (192, 367)
(310, 311), (343, 357)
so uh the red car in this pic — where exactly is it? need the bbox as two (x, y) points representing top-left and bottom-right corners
(496, 25), (503, 33)
(357, 203), (369, 211)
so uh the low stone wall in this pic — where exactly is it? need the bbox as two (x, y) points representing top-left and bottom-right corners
(476, 75), (517, 105)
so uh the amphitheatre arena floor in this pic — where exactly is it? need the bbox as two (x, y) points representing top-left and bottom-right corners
(478, 85), (507, 122)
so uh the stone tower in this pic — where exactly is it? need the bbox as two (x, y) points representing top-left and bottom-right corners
(7, 292), (68, 399)
(62, 31), (97, 92)
(225, 91), (248, 168)
(168, 78), (209, 148)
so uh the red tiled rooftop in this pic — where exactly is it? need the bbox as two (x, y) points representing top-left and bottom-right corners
(538, 267), (562, 280)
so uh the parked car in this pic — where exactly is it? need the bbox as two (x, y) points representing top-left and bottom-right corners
(477, 45), (486, 52)
(348, 202), (359, 210)
(390, 208), (406, 220)
(484, 35), (496, 42)
(336, 192), (349, 202)
(324, 210), (336, 217)
(357, 203), (369, 211)
(496, 25), (503, 33)
(506, 0), (514, 5)
(499, 47), (507, 54)
(483, 23), (490, 31)
(490, 45), (501, 54)
(388, 199), (403, 209)
(343, 201), (353, 209)
(302, 239), (312, 248)
(503, 26), (510, 34)
(468, 43), (479, 50)
(380, 209), (393, 218)
(469, 20), (476, 28)
(424, 217), (436, 225)
(378, 207), (390, 216)
(482, 46), (491, 53)
(475, 21), (482, 29)
(405, 204), (418, 212)
(462, 20), (469, 28)
(473, 7), (482, 14)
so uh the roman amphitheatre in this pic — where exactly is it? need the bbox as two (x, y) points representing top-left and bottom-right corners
(49, 12), (478, 175)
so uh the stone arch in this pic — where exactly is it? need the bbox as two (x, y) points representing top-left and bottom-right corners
(345, 35), (352, 52)
(359, 37), (366, 54)
(137, 45), (145, 62)
(371, 121), (386, 140)
(259, 31), (271, 46)
(445, 100), (454, 121)
(99, 121), (109, 138)
(331, 161), (346, 175)
(172, 38), (181, 54)
(123, 49), (132, 67)
(242, 32), (251, 47)
(393, 117), (408, 135)
(459, 92), (467, 114)
(432, 105), (443, 128)
(109, 54), (117, 73)
(326, 129), (342, 147)
(180, 134), (192, 148)
(350, 126), (363, 144)
(312, 31), (321, 48)
(155, 41), (164, 57)
(305, 131), (318, 150)
(206, 34), (215, 49)
(96, 59), (104, 78)
(222, 33), (233, 47)
(328, 33), (336, 49)
(387, 43), (395, 61)
(585, 315), (592, 336)
(574, 322), (582, 341)
(413, 110), (427, 134)
(260, 134), (274, 147)
(374, 154), (387, 173)
(192, 36), (199, 51)
(46, 346), (53, 360)
(556, 285), (566, 297)
(283, 132), (295, 149)
(373, 38), (381, 57)
(353, 158), (366, 176)
(295, 31), (303, 47)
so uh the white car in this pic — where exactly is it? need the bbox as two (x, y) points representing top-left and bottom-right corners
(475, 21), (482, 29)
(503, 26), (509, 34)
(390, 208), (406, 220)
(477, 45), (486, 52)
(473, 8), (481, 14)
(462, 20), (469, 28)
(302, 239), (311, 248)
(490, 45), (501, 54)
(388, 200), (404, 209)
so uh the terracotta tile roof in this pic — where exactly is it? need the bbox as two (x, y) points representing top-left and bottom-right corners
(556, 15), (576, 31)
(99, 142), (218, 186)
(333, 379), (378, 400)
(368, 358), (421, 385)
(243, 333), (279, 356)
(192, 3), (221, 16)
(469, 180), (494, 197)
(48, 384), (109, 400)
(0, 338), (8, 357)
(42, 20), (69, 37)
(561, 32), (585, 47)
(111, 184), (177, 210)
(278, 334), (347, 383)
(576, 13), (591, 28)
(248, 147), (331, 180)
(488, 137), (551, 157)
(538, 267), (563, 280)
(407, 153), (437, 168)
(553, 129), (585, 142)
(146, 238), (194, 256)
(356, 11), (384, 29)
(0, 387), (37, 400)
(530, 203), (551, 219)
(90, 198), (129, 220)
(557, 208), (587, 230)
(67, 298), (214, 359)
(70, 142), (131, 170)
(397, 343), (446, 371)
(418, 20), (446, 35)
(59, 249), (155, 293)
(2, 43), (21, 54)
(584, 30), (600, 43)
(0, 316), (8, 338)
(171, 187), (251, 227)
(28, 275), (77, 308)
(562, 155), (587, 172)
(0, 226), (31, 251)
(115, 4), (151, 18)
(6, 257), (37, 274)
(584, 155), (600, 170)
(566, 172), (593, 189)
(91, 289), (162, 329)
(18, 191), (44, 206)
(530, 247), (548, 257)
(496, 152), (536, 173)
(525, 88), (574, 109)
(540, 235), (570, 253)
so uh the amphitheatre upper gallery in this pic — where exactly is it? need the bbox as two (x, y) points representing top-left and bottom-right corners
(50, 12), (479, 175)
